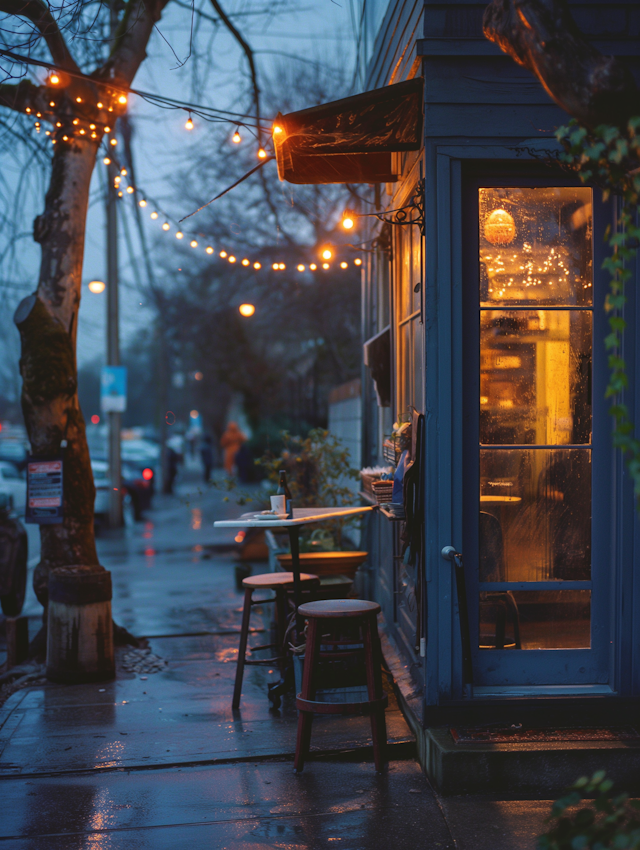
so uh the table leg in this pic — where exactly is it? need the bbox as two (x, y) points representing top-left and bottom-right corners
(287, 526), (302, 610)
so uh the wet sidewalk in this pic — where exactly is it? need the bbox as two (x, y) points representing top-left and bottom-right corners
(0, 475), (549, 848)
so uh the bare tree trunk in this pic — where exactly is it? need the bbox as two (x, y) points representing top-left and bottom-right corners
(14, 140), (100, 607)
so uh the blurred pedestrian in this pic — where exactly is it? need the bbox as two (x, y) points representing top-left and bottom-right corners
(220, 421), (247, 475)
(200, 435), (214, 483)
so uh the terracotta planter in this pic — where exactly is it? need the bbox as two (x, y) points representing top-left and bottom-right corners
(276, 550), (368, 580)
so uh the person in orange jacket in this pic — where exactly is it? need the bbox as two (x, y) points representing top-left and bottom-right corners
(220, 421), (247, 475)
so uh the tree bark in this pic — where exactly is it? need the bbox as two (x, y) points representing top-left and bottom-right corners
(14, 138), (100, 606)
(483, 0), (640, 128)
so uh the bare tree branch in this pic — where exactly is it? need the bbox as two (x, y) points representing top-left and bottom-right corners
(0, 78), (45, 113)
(0, 0), (80, 73)
(97, 0), (173, 85)
(483, 0), (640, 127)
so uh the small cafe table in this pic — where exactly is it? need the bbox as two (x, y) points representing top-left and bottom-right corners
(214, 506), (375, 608)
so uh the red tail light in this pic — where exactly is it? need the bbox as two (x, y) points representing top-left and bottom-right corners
(142, 468), (153, 480)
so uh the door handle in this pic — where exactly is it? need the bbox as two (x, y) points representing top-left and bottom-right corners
(441, 545), (473, 687)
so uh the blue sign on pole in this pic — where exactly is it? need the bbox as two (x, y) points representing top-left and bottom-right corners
(101, 366), (127, 413)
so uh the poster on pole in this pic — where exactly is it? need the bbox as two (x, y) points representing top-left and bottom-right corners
(26, 457), (63, 524)
(101, 366), (127, 413)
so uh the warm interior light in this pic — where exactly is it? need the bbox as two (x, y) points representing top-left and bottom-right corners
(310, 263), (317, 271)
(257, 148), (267, 159)
(232, 130), (241, 144)
(228, 255), (236, 263)
(88, 280), (105, 294)
(239, 303), (255, 317)
(185, 116), (194, 130)
(253, 262), (261, 269)
(297, 264), (305, 272)
(321, 248), (332, 260)
(206, 246), (214, 254)
(176, 231), (184, 239)
(139, 199), (147, 207)
(220, 250), (228, 258)
(354, 258), (362, 266)
(340, 261), (348, 269)
(49, 74), (60, 85)
(242, 258), (250, 266)
(322, 263), (330, 269)
(190, 240), (198, 248)
(118, 94), (127, 105)
(162, 222), (170, 230)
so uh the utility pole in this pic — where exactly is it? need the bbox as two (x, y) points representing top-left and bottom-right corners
(106, 159), (123, 528)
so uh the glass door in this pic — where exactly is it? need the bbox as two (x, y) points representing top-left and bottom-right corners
(465, 183), (609, 687)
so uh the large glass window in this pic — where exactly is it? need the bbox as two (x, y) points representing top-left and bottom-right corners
(395, 221), (423, 414)
(477, 187), (593, 650)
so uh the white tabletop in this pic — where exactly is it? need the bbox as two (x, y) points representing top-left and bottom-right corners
(213, 505), (375, 529)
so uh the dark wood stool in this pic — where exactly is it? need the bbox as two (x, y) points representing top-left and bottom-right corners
(233, 571), (319, 710)
(294, 599), (388, 773)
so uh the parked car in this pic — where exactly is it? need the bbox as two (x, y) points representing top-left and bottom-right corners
(0, 461), (26, 516)
(91, 458), (155, 523)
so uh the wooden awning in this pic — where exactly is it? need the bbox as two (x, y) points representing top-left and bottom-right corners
(273, 78), (424, 185)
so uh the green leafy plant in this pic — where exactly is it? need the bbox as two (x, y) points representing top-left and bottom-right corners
(538, 771), (640, 849)
(556, 118), (640, 497)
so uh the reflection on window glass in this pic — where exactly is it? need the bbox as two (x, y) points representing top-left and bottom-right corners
(480, 311), (592, 445)
(479, 187), (593, 307)
(479, 590), (590, 650)
(480, 449), (591, 582)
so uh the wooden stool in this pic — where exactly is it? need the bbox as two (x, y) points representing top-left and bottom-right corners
(294, 599), (388, 773)
(233, 571), (319, 710)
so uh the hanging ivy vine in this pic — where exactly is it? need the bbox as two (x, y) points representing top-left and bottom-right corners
(556, 117), (640, 497)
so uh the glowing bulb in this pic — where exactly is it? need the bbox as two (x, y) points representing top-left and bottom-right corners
(110, 138), (117, 145)
(272, 263), (279, 270)
(342, 215), (354, 230)
(120, 168), (127, 175)
(176, 231), (183, 239)
(354, 258), (362, 266)
(97, 102), (104, 108)
(79, 129), (85, 135)
(62, 135), (68, 141)
(228, 255), (236, 263)
(278, 263), (285, 270)
(162, 222), (170, 230)
(340, 261), (348, 269)
(297, 264), (305, 272)
(253, 262), (261, 269)
(72, 119), (79, 125)
(45, 130), (51, 136)
(272, 124), (283, 135)
(242, 258), (250, 266)
(118, 94), (127, 105)
(56, 122), (61, 127)
(36, 112), (41, 117)
(49, 101), (55, 107)
(232, 130), (241, 144)
(118, 190), (123, 197)
(239, 303), (255, 317)
(49, 74), (59, 85)
(91, 132), (97, 138)
(150, 212), (159, 219)
(25, 108), (31, 113)
(190, 239), (198, 248)
(114, 176), (121, 185)
(257, 148), (267, 159)
(206, 246), (214, 254)
(139, 199), (147, 207)
(88, 280), (105, 293)
(76, 96), (82, 103)
(89, 124), (96, 129)
(185, 116), (194, 130)
(310, 263), (317, 271)
(220, 251), (227, 258)
(321, 248), (332, 261)
(104, 126), (111, 133)
(126, 186), (134, 194)
(322, 263), (330, 269)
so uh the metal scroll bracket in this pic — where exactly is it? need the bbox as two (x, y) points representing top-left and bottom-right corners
(441, 546), (474, 694)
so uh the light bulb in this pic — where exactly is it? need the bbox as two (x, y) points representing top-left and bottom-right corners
(45, 130), (51, 136)
(228, 255), (236, 263)
(49, 101), (55, 107)
(56, 122), (61, 127)
(190, 239), (198, 248)
(322, 263), (330, 269)
(272, 263), (279, 270)
(76, 96), (82, 103)
(278, 263), (285, 270)
(88, 280), (105, 293)
(297, 264), (305, 272)
(91, 132), (97, 139)
(126, 186), (134, 194)
(25, 107), (31, 113)
(120, 168), (127, 175)
(257, 148), (267, 159)
(239, 303), (255, 317)
(139, 199), (147, 207)
(63, 135), (68, 141)
(206, 246), (214, 254)
(110, 138), (117, 146)
(340, 261), (348, 269)
(220, 250), (227, 258)
(118, 94), (127, 105)
(89, 124), (96, 129)
(321, 248), (332, 261)
(114, 176), (121, 185)
(118, 191), (123, 197)
(72, 119), (79, 125)
(354, 258), (362, 266)
(232, 130), (241, 144)
(79, 129), (85, 135)
(253, 262), (261, 269)
(342, 215), (354, 230)
(242, 258), (250, 266)
(162, 222), (170, 230)
(150, 212), (158, 219)
(97, 102), (104, 109)
(272, 124), (283, 135)
(49, 74), (60, 85)
(185, 116), (194, 130)
(176, 231), (183, 239)
(310, 263), (317, 271)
